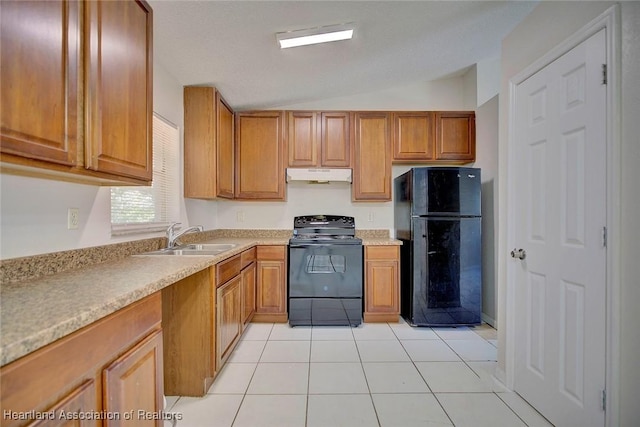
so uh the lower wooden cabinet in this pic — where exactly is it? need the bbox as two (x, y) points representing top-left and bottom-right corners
(254, 245), (288, 322)
(27, 380), (98, 427)
(364, 245), (400, 322)
(103, 330), (164, 425)
(0, 293), (163, 427)
(242, 261), (257, 325)
(216, 276), (243, 368)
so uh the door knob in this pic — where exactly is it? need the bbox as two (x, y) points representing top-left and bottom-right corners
(511, 248), (526, 260)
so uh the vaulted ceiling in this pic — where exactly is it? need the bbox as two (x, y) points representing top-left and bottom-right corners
(149, 1), (538, 110)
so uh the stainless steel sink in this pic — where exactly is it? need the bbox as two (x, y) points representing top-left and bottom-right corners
(140, 243), (237, 256)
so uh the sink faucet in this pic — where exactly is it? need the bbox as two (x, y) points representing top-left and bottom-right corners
(166, 222), (204, 248)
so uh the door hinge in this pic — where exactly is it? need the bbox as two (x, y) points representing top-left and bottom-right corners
(602, 389), (607, 411)
(602, 64), (607, 85)
(603, 226), (608, 247)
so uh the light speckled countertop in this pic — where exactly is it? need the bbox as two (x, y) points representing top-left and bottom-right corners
(1, 231), (399, 367)
(0, 237), (287, 366)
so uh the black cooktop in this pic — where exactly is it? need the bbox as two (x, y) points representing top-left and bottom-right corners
(291, 215), (361, 245)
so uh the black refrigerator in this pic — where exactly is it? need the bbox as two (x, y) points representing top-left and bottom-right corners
(394, 167), (482, 326)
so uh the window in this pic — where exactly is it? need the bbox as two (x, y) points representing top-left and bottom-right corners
(111, 114), (180, 235)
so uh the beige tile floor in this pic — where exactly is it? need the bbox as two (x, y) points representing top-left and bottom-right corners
(165, 319), (553, 427)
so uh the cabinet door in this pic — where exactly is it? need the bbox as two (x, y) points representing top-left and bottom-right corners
(288, 111), (319, 167)
(103, 329), (164, 426)
(320, 112), (351, 167)
(184, 86), (216, 198)
(242, 262), (257, 325)
(27, 380), (98, 427)
(0, 0), (80, 166)
(435, 112), (476, 162)
(392, 112), (434, 162)
(255, 246), (287, 322)
(256, 260), (286, 315)
(217, 276), (242, 367)
(235, 112), (286, 200)
(216, 93), (235, 198)
(85, 0), (153, 181)
(353, 112), (392, 201)
(364, 246), (400, 322)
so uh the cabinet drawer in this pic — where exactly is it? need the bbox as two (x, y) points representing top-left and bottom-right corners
(216, 254), (241, 287)
(365, 245), (399, 260)
(256, 246), (286, 260)
(241, 247), (257, 269)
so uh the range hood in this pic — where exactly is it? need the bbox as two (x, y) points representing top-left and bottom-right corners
(286, 168), (352, 183)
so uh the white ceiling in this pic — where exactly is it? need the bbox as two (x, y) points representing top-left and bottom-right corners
(150, 1), (538, 110)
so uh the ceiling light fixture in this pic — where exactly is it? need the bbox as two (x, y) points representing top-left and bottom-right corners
(276, 23), (354, 49)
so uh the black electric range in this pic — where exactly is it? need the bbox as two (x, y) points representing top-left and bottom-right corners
(288, 215), (363, 326)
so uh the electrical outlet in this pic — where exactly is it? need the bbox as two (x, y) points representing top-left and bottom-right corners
(236, 211), (245, 223)
(68, 208), (79, 230)
(368, 212), (375, 222)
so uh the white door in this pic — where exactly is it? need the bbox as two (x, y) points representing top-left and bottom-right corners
(511, 29), (607, 427)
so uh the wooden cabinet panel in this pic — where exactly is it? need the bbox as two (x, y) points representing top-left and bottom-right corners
(235, 112), (286, 200)
(184, 86), (216, 198)
(27, 380), (98, 427)
(392, 112), (435, 162)
(162, 269), (215, 396)
(254, 246), (287, 322)
(0, 0), (80, 167)
(242, 262), (257, 325)
(256, 260), (286, 315)
(85, 0), (153, 181)
(287, 111), (351, 168)
(288, 111), (318, 167)
(217, 94), (235, 198)
(216, 276), (242, 367)
(435, 112), (476, 162)
(103, 330), (164, 427)
(321, 112), (351, 167)
(184, 87), (234, 199)
(364, 246), (400, 322)
(241, 247), (257, 269)
(353, 112), (392, 201)
(216, 254), (241, 287)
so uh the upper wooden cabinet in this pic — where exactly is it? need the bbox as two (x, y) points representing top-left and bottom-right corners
(435, 111), (476, 162)
(287, 111), (351, 168)
(235, 111), (286, 200)
(392, 111), (475, 164)
(352, 112), (392, 201)
(320, 112), (351, 167)
(184, 87), (234, 199)
(84, 0), (153, 181)
(392, 112), (435, 162)
(0, 0), (153, 185)
(0, 0), (80, 167)
(288, 111), (318, 167)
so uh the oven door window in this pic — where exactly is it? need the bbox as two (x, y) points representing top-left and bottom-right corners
(306, 255), (346, 273)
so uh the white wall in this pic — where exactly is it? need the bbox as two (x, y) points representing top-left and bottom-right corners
(498, 1), (640, 423)
(476, 56), (501, 107)
(475, 95), (499, 326)
(0, 61), (198, 259)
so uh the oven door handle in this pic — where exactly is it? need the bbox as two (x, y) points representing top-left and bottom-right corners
(289, 243), (358, 249)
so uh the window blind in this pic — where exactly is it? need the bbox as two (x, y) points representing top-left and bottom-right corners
(111, 114), (180, 235)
